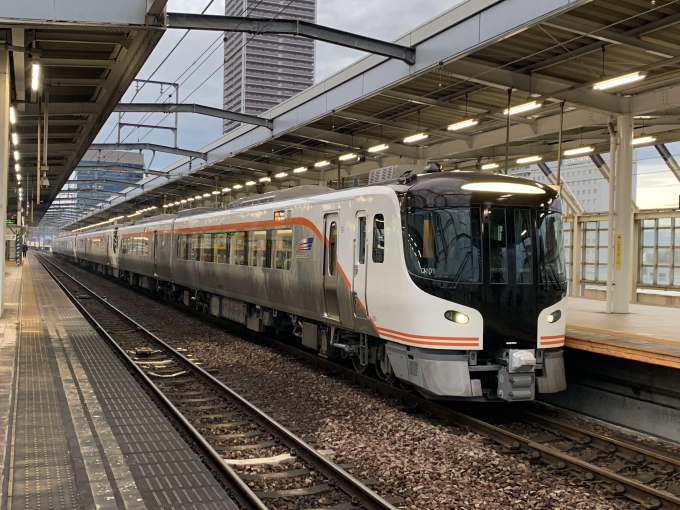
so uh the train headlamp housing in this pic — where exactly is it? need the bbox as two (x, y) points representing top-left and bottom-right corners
(547, 310), (562, 323)
(445, 310), (469, 325)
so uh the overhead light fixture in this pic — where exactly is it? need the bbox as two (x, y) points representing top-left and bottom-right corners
(293, 166), (307, 173)
(504, 101), (541, 116)
(259, 176), (271, 183)
(339, 153), (357, 161)
(222, 187), (231, 192)
(233, 184), (243, 189)
(212, 190), (220, 195)
(275, 172), (288, 178)
(180, 199), (187, 203)
(13, 151), (19, 161)
(16, 174), (21, 181)
(403, 133), (428, 144)
(9, 106), (16, 125)
(448, 119), (478, 131)
(516, 155), (543, 164)
(31, 62), (40, 91)
(481, 163), (499, 170)
(593, 72), (646, 91)
(245, 181), (256, 186)
(14, 164), (19, 173)
(173, 201), (180, 206)
(314, 160), (330, 168)
(187, 198), (194, 202)
(162, 204), (169, 208)
(564, 146), (594, 156)
(461, 182), (546, 195)
(195, 195), (203, 200)
(203, 193), (211, 197)
(368, 143), (389, 153)
(11, 133), (17, 146)
(632, 135), (656, 145)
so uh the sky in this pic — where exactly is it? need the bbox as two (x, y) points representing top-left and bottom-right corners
(90, 0), (680, 211)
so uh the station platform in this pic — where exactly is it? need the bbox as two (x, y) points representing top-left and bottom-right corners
(566, 297), (680, 369)
(0, 253), (234, 509)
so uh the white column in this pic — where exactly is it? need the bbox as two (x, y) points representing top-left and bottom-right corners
(613, 114), (634, 313)
(0, 51), (9, 317)
(570, 217), (582, 297)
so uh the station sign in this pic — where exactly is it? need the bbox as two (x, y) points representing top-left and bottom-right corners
(6, 219), (16, 225)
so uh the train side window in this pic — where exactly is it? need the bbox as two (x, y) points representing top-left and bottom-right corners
(488, 208), (508, 284)
(189, 234), (199, 261)
(514, 209), (534, 284)
(328, 222), (337, 276)
(232, 232), (247, 265)
(177, 235), (187, 260)
(272, 229), (292, 269)
(215, 233), (229, 263)
(249, 230), (268, 267)
(199, 233), (214, 262)
(121, 238), (128, 255)
(372, 214), (385, 263)
(358, 217), (366, 264)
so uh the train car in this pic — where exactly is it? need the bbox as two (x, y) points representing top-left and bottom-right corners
(55, 167), (568, 402)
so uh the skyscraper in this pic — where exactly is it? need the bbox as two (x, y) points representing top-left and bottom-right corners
(223, 0), (316, 134)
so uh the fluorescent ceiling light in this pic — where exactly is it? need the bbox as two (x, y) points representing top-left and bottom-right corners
(516, 155), (543, 164)
(245, 181), (256, 186)
(314, 160), (330, 168)
(222, 187), (231, 192)
(448, 119), (478, 131)
(11, 133), (17, 146)
(461, 182), (546, 195)
(195, 195), (202, 200)
(632, 136), (656, 145)
(275, 172), (288, 178)
(173, 201), (180, 206)
(14, 164), (19, 173)
(187, 198), (194, 201)
(162, 204), (169, 208)
(593, 72), (646, 91)
(16, 174), (21, 181)
(481, 163), (499, 170)
(564, 146), (594, 156)
(403, 133), (428, 144)
(212, 190), (220, 195)
(9, 106), (16, 125)
(203, 193), (211, 197)
(504, 101), (541, 116)
(368, 144), (389, 153)
(180, 199), (187, 203)
(31, 62), (40, 91)
(339, 153), (357, 161)
(14, 151), (19, 161)
(293, 167), (307, 173)
(233, 184), (243, 189)
(259, 176), (271, 182)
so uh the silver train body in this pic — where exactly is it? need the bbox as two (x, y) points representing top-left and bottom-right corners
(54, 170), (568, 401)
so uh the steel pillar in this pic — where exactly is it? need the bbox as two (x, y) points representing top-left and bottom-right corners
(570, 218), (582, 297)
(613, 114), (634, 314)
(0, 51), (8, 316)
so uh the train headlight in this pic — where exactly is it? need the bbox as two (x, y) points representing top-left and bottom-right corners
(445, 311), (469, 325)
(547, 310), (562, 323)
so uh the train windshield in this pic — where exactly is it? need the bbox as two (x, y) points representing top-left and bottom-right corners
(402, 207), (482, 282)
(538, 211), (567, 285)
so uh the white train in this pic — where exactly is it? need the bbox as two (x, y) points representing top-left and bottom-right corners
(54, 167), (568, 401)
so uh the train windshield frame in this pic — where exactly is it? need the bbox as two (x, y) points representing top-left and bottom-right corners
(537, 210), (567, 286)
(401, 207), (482, 283)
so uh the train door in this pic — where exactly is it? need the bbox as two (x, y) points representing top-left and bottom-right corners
(485, 207), (537, 349)
(323, 213), (341, 321)
(352, 212), (368, 317)
(153, 230), (158, 276)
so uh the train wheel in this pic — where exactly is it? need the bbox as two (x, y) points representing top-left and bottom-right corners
(351, 356), (368, 374)
(375, 358), (395, 384)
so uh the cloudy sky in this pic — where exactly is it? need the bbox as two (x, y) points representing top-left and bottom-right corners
(92, 0), (680, 210)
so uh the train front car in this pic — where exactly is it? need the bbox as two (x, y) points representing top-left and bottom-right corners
(394, 171), (567, 401)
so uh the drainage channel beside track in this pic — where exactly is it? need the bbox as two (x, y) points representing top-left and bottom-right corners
(45, 254), (680, 510)
(36, 254), (401, 510)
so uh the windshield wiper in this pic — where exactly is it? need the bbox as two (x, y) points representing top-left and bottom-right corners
(451, 251), (472, 291)
(548, 263), (564, 291)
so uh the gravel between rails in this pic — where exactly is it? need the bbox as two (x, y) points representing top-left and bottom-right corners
(55, 259), (635, 510)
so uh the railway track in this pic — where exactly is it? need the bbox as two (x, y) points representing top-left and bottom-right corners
(45, 254), (680, 510)
(36, 254), (401, 510)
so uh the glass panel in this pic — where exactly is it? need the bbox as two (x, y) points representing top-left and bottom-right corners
(328, 222), (337, 275)
(199, 234), (214, 262)
(598, 230), (608, 246)
(565, 248), (571, 263)
(597, 265), (607, 281)
(585, 230), (597, 246)
(586, 222), (597, 229)
(271, 229), (292, 269)
(599, 221), (608, 229)
(642, 230), (655, 247)
(373, 214), (385, 263)
(641, 266), (654, 284)
(644, 219), (656, 228)
(215, 233), (228, 263)
(563, 222), (572, 232)
(642, 247), (655, 265)
(676, 229), (680, 245)
(584, 264), (595, 280)
(585, 247), (596, 264)
(658, 248), (671, 265)
(675, 268), (680, 286)
(189, 234), (199, 261)
(488, 208), (507, 284)
(358, 217), (366, 264)
(230, 232), (247, 265)
(249, 230), (267, 267)
(658, 218), (672, 228)
(675, 248), (680, 265)
(402, 208), (482, 282)
(538, 211), (566, 286)
(598, 247), (608, 263)
(515, 209), (533, 284)
(658, 229), (671, 246)
(563, 230), (571, 247)
(657, 267), (671, 286)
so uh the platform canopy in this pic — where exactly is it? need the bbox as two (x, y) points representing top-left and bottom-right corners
(56, 0), (680, 229)
(0, 0), (165, 225)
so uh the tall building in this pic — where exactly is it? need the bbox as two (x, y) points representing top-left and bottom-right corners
(223, 0), (316, 134)
(66, 150), (144, 203)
